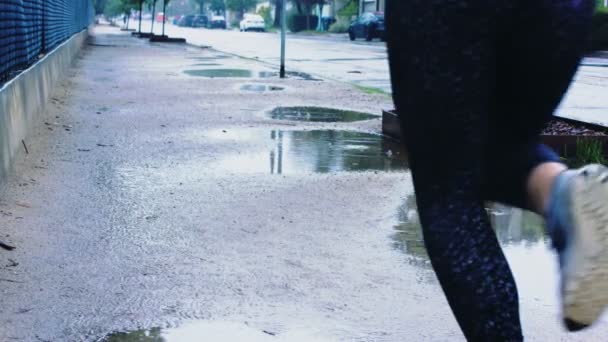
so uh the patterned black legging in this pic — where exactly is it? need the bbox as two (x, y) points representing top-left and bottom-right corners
(386, 0), (594, 340)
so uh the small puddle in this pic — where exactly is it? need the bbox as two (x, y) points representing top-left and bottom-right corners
(191, 63), (222, 67)
(187, 55), (231, 61)
(103, 321), (336, 342)
(269, 106), (378, 123)
(391, 196), (559, 305)
(240, 84), (284, 92)
(207, 129), (408, 174)
(184, 69), (254, 78)
(259, 71), (321, 81)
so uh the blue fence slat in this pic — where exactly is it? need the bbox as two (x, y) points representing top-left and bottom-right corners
(1, 0), (92, 83)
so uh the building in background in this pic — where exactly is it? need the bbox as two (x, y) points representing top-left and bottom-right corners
(359, 0), (385, 15)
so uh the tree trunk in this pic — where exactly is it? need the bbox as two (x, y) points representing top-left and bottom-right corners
(151, 2), (155, 33)
(316, 3), (324, 31)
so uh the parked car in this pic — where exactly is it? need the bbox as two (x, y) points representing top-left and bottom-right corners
(240, 14), (265, 32)
(192, 15), (209, 28)
(177, 14), (195, 27)
(348, 12), (385, 41)
(156, 12), (167, 22)
(172, 14), (183, 25)
(208, 15), (226, 29)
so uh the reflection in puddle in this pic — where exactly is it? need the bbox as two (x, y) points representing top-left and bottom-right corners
(208, 129), (408, 174)
(269, 106), (378, 123)
(391, 197), (547, 262)
(104, 321), (336, 342)
(391, 196), (559, 304)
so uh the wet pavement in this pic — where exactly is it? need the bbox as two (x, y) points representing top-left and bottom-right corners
(1, 24), (608, 341)
(137, 19), (608, 127)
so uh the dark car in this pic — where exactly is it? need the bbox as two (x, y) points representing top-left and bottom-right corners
(177, 14), (194, 27)
(348, 12), (385, 42)
(192, 15), (209, 28)
(172, 14), (183, 25)
(207, 15), (226, 29)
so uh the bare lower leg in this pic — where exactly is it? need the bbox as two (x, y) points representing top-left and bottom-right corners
(527, 162), (568, 214)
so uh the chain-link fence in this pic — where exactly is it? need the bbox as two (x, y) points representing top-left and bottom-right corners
(0, 0), (94, 84)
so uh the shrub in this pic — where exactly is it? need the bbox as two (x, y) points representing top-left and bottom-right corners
(338, 0), (358, 19)
(329, 20), (349, 33)
(257, 5), (273, 29)
(590, 12), (608, 50)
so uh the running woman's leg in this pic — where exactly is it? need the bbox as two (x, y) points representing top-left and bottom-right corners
(481, 0), (594, 213)
(387, 1), (523, 339)
(478, 0), (607, 330)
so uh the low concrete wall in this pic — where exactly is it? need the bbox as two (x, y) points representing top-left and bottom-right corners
(0, 29), (89, 182)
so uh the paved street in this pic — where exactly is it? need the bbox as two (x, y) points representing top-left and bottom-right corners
(137, 19), (608, 127)
(1, 24), (608, 341)
(140, 20), (392, 93)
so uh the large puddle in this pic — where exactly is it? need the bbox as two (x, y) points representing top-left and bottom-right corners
(205, 129), (408, 174)
(269, 106), (378, 123)
(183, 69), (321, 80)
(392, 195), (559, 305)
(183, 69), (254, 78)
(104, 321), (335, 342)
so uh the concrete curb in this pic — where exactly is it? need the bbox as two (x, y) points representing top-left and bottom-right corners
(0, 29), (89, 184)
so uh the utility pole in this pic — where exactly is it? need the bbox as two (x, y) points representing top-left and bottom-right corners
(280, 0), (286, 78)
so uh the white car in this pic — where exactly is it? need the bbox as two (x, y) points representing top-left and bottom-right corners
(240, 14), (265, 32)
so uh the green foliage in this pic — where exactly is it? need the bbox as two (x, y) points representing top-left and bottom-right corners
(104, 0), (138, 17)
(190, 0), (205, 14)
(596, 0), (608, 13)
(590, 11), (608, 50)
(257, 6), (273, 28)
(209, 0), (226, 14)
(328, 20), (349, 33)
(95, 0), (109, 14)
(286, 7), (297, 32)
(573, 138), (607, 167)
(338, 0), (358, 19)
(226, 0), (257, 18)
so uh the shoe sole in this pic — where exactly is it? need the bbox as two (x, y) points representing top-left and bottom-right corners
(563, 164), (608, 329)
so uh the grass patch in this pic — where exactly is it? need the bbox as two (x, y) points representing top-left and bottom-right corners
(355, 84), (390, 97)
(570, 138), (607, 167)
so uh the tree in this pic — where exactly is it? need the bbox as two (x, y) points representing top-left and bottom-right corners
(104, 0), (138, 25)
(226, 0), (257, 20)
(209, 0), (226, 14)
(295, 0), (317, 30)
(191, 0), (206, 14)
(95, 0), (109, 14)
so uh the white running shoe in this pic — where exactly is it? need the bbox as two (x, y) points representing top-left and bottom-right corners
(548, 164), (608, 331)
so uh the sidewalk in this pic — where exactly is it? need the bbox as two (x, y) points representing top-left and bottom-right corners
(557, 61), (608, 127)
(0, 24), (607, 341)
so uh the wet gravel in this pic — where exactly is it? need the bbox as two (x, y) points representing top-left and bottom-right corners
(542, 119), (608, 136)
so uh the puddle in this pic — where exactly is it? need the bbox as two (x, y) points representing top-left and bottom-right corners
(184, 69), (254, 78)
(391, 196), (559, 305)
(191, 63), (222, 67)
(199, 129), (408, 174)
(269, 106), (378, 123)
(240, 84), (284, 92)
(187, 56), (231, 61)
(103, 321), (336, 342)
(259, 71), (321, 81)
